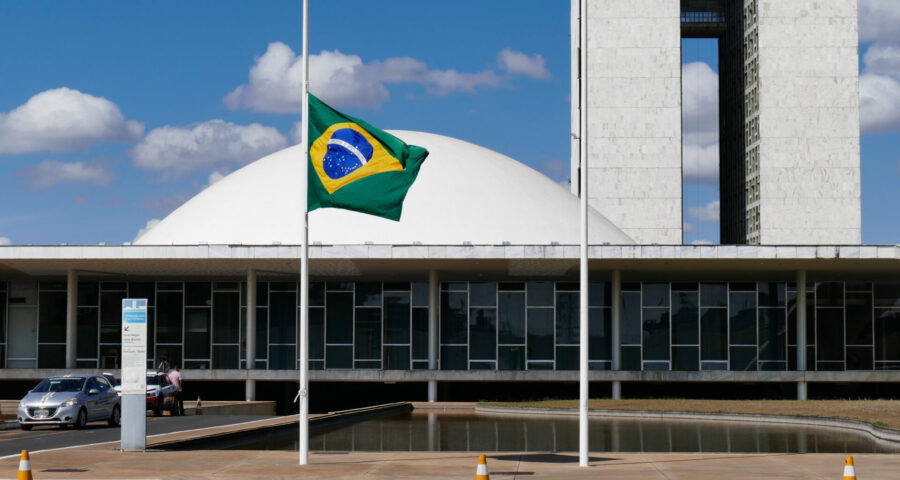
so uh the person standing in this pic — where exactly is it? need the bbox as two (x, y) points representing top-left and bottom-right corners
(167, 365), (184, 416)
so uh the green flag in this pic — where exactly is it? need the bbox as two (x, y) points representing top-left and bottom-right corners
(306, 94), (428, 221)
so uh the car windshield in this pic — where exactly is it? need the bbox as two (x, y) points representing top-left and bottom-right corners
(147, 375), (160, 386)
(32, 378), (85, 393)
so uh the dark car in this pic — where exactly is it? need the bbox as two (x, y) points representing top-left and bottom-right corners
(146, 372), (178, 416)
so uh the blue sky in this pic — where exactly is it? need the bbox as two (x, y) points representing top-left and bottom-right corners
(0, 1), (896, 246)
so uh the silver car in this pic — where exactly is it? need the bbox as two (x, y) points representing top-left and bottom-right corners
(17, 374), (120, 430)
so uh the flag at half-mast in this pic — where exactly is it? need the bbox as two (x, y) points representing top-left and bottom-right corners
(306, 93), (428, 221)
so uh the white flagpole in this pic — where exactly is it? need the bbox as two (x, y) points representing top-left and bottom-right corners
(576, 0), (589, 468)
(299, 0), (310, 466)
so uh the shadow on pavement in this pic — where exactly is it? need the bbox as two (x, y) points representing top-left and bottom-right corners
(492, 453), (618, 463)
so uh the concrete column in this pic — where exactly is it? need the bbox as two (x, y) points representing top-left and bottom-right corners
(65, 269), (78, 369)
(796, 270), (807, 372)
(245, 379), (256, 402)
(611, 270), (622, 399)
(797, 381), (807, 401)
(246, 269), (257, 365)
(428, 269), (439, 402)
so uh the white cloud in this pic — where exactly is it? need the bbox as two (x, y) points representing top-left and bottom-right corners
(131, 119), (287, 179)
(224, 42), (502, 112)
(683, 220), (696, 234)
(691, 239), (714, 245)
(0, 87), (143, 154)
(134, 219), (160, 242)
(860, 43), (900, 133)
(290, 122), (303, 145)
(18, 159), (114, 190)
(207, 170), (227, 186)
(0, 236), (10, 246)
(687, 200), (720, 223)
(497, 49), (550, 79)
(863, 43), (900, 77)
(682, 62), (719, 184)
(859, 0), (900, 44)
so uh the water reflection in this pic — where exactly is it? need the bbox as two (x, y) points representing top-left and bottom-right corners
(229, 412), (900, 453)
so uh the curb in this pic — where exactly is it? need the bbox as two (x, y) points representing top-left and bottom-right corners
(474, 405), (900, 444)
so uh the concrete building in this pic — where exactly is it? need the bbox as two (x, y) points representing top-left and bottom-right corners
(582, 0), (861, 245)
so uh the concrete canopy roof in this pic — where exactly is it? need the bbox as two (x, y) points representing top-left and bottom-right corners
(134, 130), (634, 246)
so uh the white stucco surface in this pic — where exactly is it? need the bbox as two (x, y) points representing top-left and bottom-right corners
(135, 131), (634, 246)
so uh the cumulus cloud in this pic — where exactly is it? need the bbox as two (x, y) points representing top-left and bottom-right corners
(683, 220), (696, 234)
(131, 119), (287, 179)
(497, 49), (550, 79)
(207, 170), (227, 186)
(691, 239), (714, 245)
(17, 159), (114, 190)
(859, 0), (900, 44)
(0, 236), (10, 246)
(134, 218), (160, 242)
(224, 42), (503, 112)
(860, 43), (900, 133)
(682, 62), (719, 184)
(687, 200), (720, 223)
(0, 88), (143, 154)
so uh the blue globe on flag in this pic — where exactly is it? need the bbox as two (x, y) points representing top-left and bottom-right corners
(323, 127), (374, 179)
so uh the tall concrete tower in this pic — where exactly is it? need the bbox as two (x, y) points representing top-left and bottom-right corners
(577, 0), (861, 245)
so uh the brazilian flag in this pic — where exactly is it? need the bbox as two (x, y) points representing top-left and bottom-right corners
(306, 94), (428, 221)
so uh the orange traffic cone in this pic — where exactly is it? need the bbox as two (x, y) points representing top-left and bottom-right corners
(475, 454), (489, 480)
(195, 397), (203, 415)
(843, 456), (856, 480)
(17, 450), (32, 480)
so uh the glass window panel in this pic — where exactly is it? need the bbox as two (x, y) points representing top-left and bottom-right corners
(255, 282), (268, 306)
(469, 308), (496, 360)
(269, 291), (296, 344)
(555, 292), (579, 344)
(384, 292), (411, 344)
(441, 282), (467, 291)
(78, 281), (99, 306)
(269, 345), (295, 369)
(308, 282), (325, 306)
(355, 282), (382, 307)
(556, 346), (578, 370)
(621, 291), (641, 344)
(622, 346), (641, 370)
(701, 361), (727, 371)
(729, 292), (756, 345)
(622, 282), (640, 291)
(39, 281), (66, 291)
(816, 282), (844, 307)
(185, 282), (211, 306)
(816, 361), (844, 371)
(412, 361), (429, 370)
(498, 292), (526, 344)
(526, 282), (553, 307)
(100, 290), (127, 343)
(76, 307), (98, 359)
(214, 282), (238, 290)
(128, 282), (154, 306)
(642, 308), (670, 361)
(672, 291), (699, 345)
(642, 283), (670, 307)
(787, 292), (797, 345)
(729, 282), (755, 292)
(0, 292), (4, 345)
(440, 292), (467, 344)
(157, 282), (182, 291)
(326, 345), (352, 369)
(874, 283), (900, 307)
(309, 308), (325, 359)
(326, 292), (353, 344)
(787, 346), (797, 370)
(411, 308), (429, 360)
(354, 308), (381, 360)
(758, 282), (785, 307)
(700, 308), (727, 361)
(499, 282), (525, 291)
(643, 362), (669, 371)
(759, 361), (786, 371)
(38, 291), (66, 343)
(383, 282), (410, 291)
(846, 292), (873, 345)
(255, 307), (268, 362)
(440, 345), (467, 370)
(672, 282), (698, 292)
(526, 308), (553, 360)
(730, 346), (757, 371)
(212, 291), (240, 343)
(269, 282), (296, 291)
(556, 282), (578, 291)
(846, 346), (873, 370)
(156, 291), (183, 343)
(805, 292), (815, 345)
(700, 283), (727, 307)
(184, 308), (210, 359)
(212, 345), (239, 369)
(383, 345), (409, 369)
(874, 308), (900, 361)
(469, 282), (497, 307)
(758, 308), (786, 362)
(589, 282), (610, 307)
(411, 282), (429, 307)
(38, 344), (65, 368)
(310, 360), (324, 370)
(155, 345), (181, 369)
(846, 282), (871, 292)
(816, 308), (844, 362)
(326, 281), (353, 292)
(589, 308), (611, 361)
(101, 281), (126, 291)
(498, 346), (525, 370)
(673, 346), (699, 371)
(355, 360), (381, 369)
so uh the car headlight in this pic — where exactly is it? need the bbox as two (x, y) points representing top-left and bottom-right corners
(62, 398), (78, 407)
(19, 400), (26, 408)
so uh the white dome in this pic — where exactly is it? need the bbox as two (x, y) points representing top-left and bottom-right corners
(135, 131), (634, 245)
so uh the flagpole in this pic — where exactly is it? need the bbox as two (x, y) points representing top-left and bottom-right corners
(577, 0), (589, 468)
(299, 0), (310, 466)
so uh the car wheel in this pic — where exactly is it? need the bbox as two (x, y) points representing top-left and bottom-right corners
(20, 424), (33, 431)
(74, 408), (88, 429)
(108, 405), (121, 427)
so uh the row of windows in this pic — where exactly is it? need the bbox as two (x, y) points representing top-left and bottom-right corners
(746, 174), (760, 205)
(2, 280), (898, 372)
(743, 0), (758, 31)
